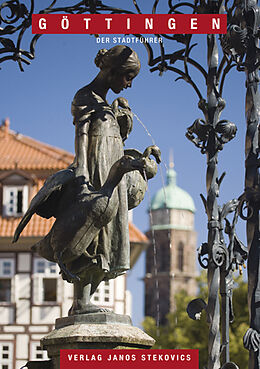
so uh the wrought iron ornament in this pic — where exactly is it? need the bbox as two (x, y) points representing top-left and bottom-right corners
(0, 0), (134, 71)
(185, 26), (246, 368)
(221, 0), (260, 367)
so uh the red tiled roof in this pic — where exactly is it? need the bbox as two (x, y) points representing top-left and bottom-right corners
(0, 214), (55, 238)
(0, 119), (74, 170)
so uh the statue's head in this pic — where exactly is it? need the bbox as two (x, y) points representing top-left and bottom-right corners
(95, 45), (141, 93)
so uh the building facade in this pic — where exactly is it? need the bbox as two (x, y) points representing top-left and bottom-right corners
(0, 119), (148, 369)
(145, 162), (197, 325)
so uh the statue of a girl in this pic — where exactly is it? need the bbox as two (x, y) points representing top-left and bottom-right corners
(13, 45), (161, 316)
(68, 46), (141, 314)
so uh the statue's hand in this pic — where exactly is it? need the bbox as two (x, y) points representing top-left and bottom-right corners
(112, 97), (130, 111)
(118, 110), (133, 142)
(112, 97), (133, 142)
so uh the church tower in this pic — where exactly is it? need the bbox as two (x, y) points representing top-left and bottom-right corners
(144, 161), (197, 325)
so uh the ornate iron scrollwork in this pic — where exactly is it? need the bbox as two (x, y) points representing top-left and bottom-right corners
(0, 0), (38, 70)
(244, 328), (260, 352)
(0, 0), (135, 70)
(222, 3), (260, 369)
(198, 242), (209, 269)
(186, 117), (237, 153)
(244, 328), (260, 367)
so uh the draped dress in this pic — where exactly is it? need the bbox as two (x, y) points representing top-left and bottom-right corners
(71, 86), (130, 280)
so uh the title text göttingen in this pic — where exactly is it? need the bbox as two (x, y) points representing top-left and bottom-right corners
(32, 14), (227, 34)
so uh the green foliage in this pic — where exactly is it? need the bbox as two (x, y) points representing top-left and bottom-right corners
(143, 272), (249, 369)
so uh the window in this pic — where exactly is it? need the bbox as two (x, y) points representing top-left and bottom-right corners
(0, 259), (15, 303)
(159, 243), (170, 272)
(2, 185), (28, 216)
(0, 259), (14, 278)
(33, 258), (59, 304)
(36, 261), (45, 274)
(43, 278), (57, 302)
(0, 280), (11, 302)
(104, 281), (110, 302)
(3, 262), (12, 276)
(34, 260), (58, 275)
(0, 343), (13, 369)
(91, 280), (114, 306)
(177, 242), (184, 272)
(30, 342), (48, 361)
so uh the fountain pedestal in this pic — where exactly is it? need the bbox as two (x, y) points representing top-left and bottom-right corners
(24, 312), (155, 369)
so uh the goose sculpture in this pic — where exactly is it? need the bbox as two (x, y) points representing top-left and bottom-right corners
(13, 154), (151, 280)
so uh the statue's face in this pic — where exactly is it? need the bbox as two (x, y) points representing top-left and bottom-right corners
(110, 68), (139, 94)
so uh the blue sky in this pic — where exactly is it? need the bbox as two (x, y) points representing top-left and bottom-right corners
(1, 0), (248, 326)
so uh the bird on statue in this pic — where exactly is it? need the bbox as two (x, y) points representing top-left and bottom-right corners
(13, 148), (161, 283)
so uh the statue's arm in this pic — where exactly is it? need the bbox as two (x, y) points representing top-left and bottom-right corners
(71, 93), (93, 177)
(74, 120), (89, 177)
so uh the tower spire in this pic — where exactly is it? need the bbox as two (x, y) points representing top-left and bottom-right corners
(169, 148), (174, 169)
(167, 149), (176, 186)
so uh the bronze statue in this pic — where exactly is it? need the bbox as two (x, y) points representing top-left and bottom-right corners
(13, 45), (161, 315)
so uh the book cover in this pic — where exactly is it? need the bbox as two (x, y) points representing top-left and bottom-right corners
(0, 1), (251, 369)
